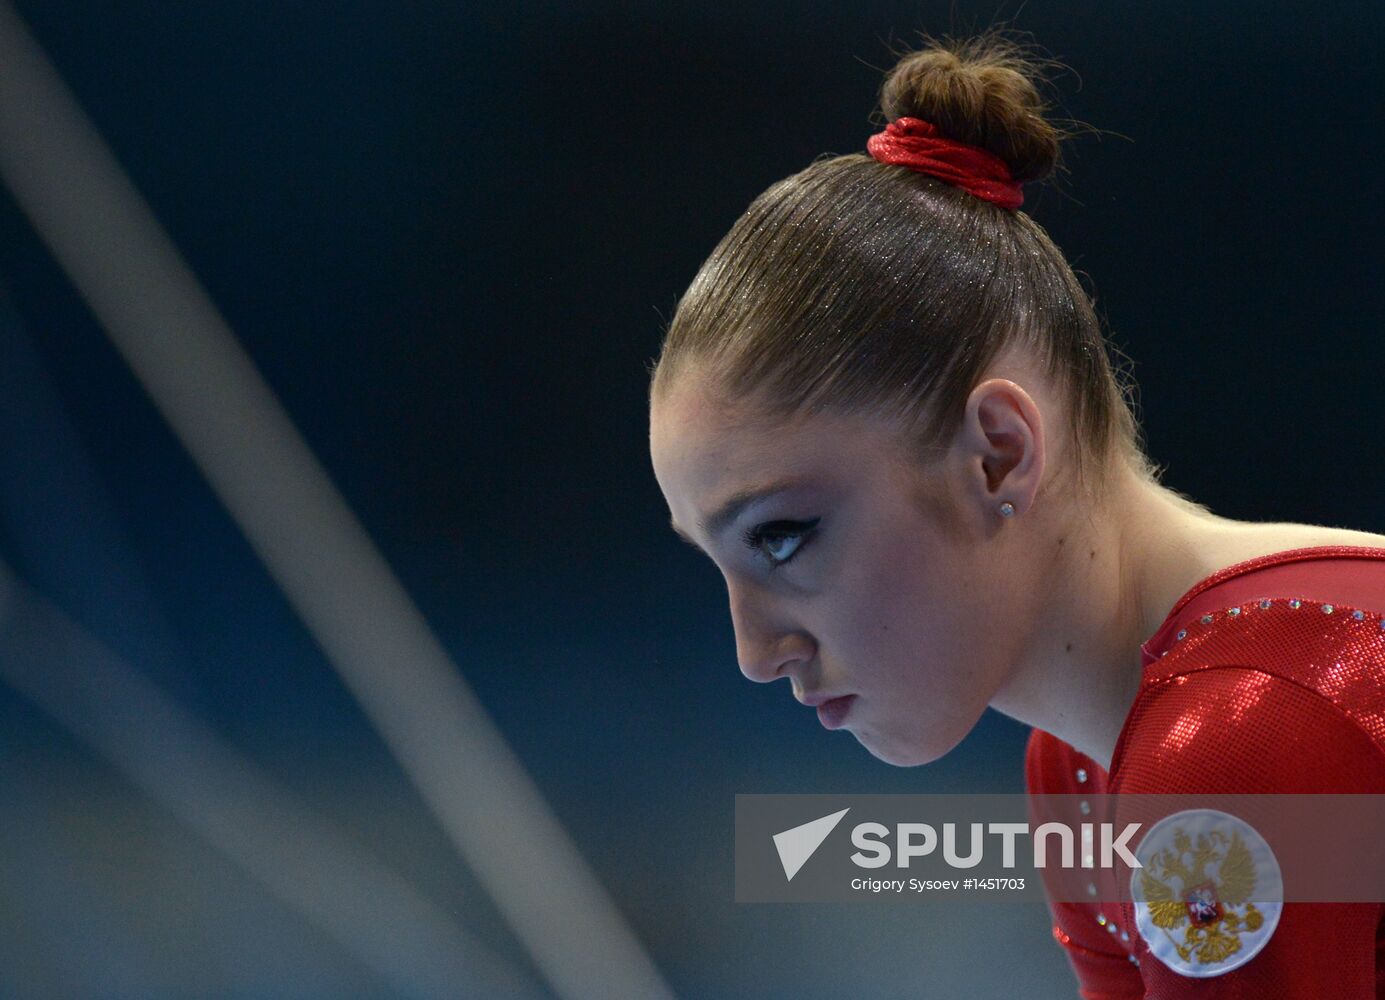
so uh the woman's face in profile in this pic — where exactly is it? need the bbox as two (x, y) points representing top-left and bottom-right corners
(650, 376), (1034, 766)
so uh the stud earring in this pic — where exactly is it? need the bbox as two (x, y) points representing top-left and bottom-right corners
(998, 501), (1016, 518)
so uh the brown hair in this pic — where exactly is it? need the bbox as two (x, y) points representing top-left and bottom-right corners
(649, 28), (1156, 496)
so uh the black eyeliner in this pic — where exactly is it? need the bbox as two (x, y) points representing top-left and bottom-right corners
(742, 517), (821, 570)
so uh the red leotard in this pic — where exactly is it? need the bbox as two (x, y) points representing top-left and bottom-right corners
(1027, 545), (1385, 998)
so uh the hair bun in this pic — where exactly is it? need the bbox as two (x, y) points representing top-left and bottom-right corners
(878, 30), (1064, 183)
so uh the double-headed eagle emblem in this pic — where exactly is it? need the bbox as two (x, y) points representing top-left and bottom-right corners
(1140, 827), (1265, 966)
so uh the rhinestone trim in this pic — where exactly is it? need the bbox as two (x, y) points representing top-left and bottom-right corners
(1159, 597), (1385, 659)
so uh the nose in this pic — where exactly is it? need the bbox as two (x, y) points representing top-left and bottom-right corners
(727, 580), (813, 684)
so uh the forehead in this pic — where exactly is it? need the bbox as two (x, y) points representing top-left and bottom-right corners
(650, 377), (905, 503)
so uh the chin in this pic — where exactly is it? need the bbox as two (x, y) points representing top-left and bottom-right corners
(855, 730), (954, 768)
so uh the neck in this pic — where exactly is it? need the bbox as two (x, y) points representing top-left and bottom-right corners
(988, 467), (1234, 773)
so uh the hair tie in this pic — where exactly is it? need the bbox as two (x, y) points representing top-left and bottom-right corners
(866, 116), (1024, 210)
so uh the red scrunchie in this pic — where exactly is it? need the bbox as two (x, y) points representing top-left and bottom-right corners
(866, 116), (1024, 211)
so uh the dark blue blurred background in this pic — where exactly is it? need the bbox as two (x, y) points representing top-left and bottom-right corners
(0, 1), (1380, 996)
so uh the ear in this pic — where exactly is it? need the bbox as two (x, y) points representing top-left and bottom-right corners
(955, 377), (1046, 517)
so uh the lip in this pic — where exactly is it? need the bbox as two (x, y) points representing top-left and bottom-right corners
(796, 690), (846, 708)
(815, 694), (857, 730)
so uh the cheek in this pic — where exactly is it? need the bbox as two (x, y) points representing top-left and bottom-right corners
(822, 492), (1015, 702)
(832, 550), (964, 681)
(846, 551), (1010, 709)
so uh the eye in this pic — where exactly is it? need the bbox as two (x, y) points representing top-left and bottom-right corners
(742, 519), (819, 570)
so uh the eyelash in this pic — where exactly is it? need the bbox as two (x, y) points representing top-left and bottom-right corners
(741, 518), (820, 570)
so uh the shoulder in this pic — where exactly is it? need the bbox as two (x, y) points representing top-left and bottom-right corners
(1119, 583), (1385, 795)
(1113, 668), (1385, 795)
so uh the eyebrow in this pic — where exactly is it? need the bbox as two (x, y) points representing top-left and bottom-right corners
(670, 478), (803, 549)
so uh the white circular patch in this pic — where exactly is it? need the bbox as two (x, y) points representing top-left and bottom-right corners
(1129, 808), (1282, 978)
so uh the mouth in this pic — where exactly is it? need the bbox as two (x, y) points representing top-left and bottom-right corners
(815, 694), (857, 730)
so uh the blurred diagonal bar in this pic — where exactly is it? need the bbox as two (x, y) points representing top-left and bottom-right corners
(0, 560), (549, 1000)
(0, 6), (676, 999)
